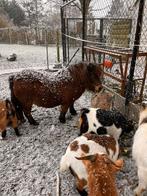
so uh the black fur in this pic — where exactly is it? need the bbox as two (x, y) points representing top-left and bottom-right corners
(79, 109), (89, 135)
(2, 130), (7, 139)
(96, 127), (107, 135)
(77, 189), (88, 196)
(96, 109), (133, 135)
(14, 128), (21, 136)
(69, 104), (77, 115)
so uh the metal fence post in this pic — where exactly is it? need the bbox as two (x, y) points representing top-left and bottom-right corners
(61, 6), (67, 65)
(82, 0), (86, 61)
(125, 0), (145, 105)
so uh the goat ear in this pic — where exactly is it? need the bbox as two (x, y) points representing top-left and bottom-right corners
(75, 154), (97, 162)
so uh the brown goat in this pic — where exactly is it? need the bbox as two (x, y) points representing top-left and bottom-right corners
(9, 62), (103, 125)
(76, 154), (123, 196)
(0, 99), (20, 139)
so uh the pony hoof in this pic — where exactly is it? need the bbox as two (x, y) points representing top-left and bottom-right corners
(21, 119), (26, 123)
(17, 133), (22, 137)
(30, 121), (39, 125)
(59, 117), (66, 123)
(70, 111), (77, 115)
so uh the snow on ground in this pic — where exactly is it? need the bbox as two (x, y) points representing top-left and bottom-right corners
(0, 44), (145, 196)
(0, 44), (61, 72)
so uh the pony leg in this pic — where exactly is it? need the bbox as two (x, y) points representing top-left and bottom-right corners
(16, 107), (26, 123)
(14, 128), (22, 136)
(23, 106), (39, 125)
(69, 103), (77, 115)
(59, 105), (69, 123)
(11, 94), (25, 123)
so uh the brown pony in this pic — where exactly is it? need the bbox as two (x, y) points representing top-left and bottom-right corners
(9, 62), (103, 125)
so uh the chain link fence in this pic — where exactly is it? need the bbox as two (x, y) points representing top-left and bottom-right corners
(61, 0), (147, 103)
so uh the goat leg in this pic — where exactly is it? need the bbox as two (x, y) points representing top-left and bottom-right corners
(1, 130), (7, 139)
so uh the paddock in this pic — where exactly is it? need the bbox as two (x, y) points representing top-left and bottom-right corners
(1, 0), (147, 195)
(0, 71), (143, 196)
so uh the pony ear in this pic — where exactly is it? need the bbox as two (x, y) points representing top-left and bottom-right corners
(76, 154), (97, 162)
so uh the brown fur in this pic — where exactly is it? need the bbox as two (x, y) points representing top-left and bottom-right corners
(91, 91), (113, 110)
(0, 99), (20, 138)
(77, 154), (123, 196)
(80, 144), (89, 153)
(84, 133), (117, 155)
(9, 62), (103, 124)
(70, 140), (79, 151)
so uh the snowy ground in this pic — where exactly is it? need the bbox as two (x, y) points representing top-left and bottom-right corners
(0, 44), (145, 196)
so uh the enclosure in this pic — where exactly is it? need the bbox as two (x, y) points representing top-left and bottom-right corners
(1, 0), (147, 196)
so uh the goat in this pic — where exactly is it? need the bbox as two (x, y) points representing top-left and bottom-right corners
(60, 133), (119, 195)
(78, 107), (134, 139)
(76, 153), (123, 196)
(9, 62), (103, 125)
(132, 104), (147, 196)
(0, 99), (20, 139)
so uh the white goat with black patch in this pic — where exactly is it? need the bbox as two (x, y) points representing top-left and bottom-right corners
(132, 104), (147, 196)
(79, 108), (134, 140)
(60, 133), (119, 195)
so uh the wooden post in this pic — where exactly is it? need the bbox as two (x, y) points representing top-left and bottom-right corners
(8, 28), (12, 44)
(56, 30), (60, 62)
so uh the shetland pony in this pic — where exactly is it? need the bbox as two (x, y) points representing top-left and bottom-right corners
(9, 62), (103, 125)
(132, 104), (147, 196)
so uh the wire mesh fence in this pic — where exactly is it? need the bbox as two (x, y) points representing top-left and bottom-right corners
(0, 27), (62, 71)
(0, 27), (61, 45)
(61, 0), (147, 103)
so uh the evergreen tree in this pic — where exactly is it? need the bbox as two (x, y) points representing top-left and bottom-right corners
(0, 0), (25, 26)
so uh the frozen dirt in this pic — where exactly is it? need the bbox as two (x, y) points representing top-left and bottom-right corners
(0, 44), (146, 196)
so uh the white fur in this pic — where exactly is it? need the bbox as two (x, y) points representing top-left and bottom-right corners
(86, 108), (122, 140)
(132, 109), (147, 195)
(60, 134), (119, 186)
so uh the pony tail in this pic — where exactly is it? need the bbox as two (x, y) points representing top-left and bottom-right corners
(9, 75), (22, 117)
(5, 98), (13, 110)
(9, 75), (14, 91)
